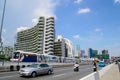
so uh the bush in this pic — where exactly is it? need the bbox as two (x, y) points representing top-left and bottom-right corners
(118, 59), (120, 62)
(0, 55), (5, 59)
(0, 55), (11, 61)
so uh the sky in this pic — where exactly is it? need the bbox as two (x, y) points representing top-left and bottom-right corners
(0, 0), (120, 57)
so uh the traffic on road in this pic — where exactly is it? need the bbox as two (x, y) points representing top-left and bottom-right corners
(0, 64), (101, 80)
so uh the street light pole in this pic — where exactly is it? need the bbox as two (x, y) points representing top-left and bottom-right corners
(0, 0), (6, 66)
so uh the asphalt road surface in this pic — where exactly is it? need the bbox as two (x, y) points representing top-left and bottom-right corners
(0, 64), (100, 80)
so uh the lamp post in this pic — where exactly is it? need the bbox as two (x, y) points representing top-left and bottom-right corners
(0, 0), (6, 66)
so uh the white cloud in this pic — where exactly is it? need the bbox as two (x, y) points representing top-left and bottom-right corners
(13, 0), (60, 33)
(2, 37), (10, 46)
(74, 0), (83, 4)
(94, 28), (104, 36)
(78, 8), (91, 14)
(114, 0), (120, 4)
(73, 35), (80, 39)
(33, 0), (59, 19)
(32, 18), (38, 25)
(109, 49), (120, 56)
(73, 34), (102, 42)
(95, 28), (101, 32)
(104, 43), (120, 48)
(3, 29), (6, 33)
(17, 26), (30, 32)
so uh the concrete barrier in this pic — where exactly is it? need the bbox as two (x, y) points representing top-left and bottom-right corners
(0, 66), (9, 72)
(16, 65), (20, 71)
(98, 63), (114, 77)
(79, 72), (100, 80)
(79, 63), (114, 80)
(10, 65), (14, 71)
(118, 62), (120, 72)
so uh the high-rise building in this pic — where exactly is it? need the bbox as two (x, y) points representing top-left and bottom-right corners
(76, 45), (80, 57)
(88, 48), (98, 58)
(102, 50), (108, 55)
(97, 50), (109, 62)
(54, 38), (66, 57)
(44, 17), (55, 54)
(54, 35), (74, 57)
(80, 50), (85, 58)
(15, 17), (55, 54)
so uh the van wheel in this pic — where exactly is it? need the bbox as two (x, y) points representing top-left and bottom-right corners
(31, 72), (37, 77)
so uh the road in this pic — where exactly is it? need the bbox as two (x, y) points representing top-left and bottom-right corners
(0, 64), (101, 80)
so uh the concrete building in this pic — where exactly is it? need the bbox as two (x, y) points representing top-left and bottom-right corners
(54, 35), (74, 57)
(15, 17), (55, 54)
(80, 50), (85, 58)
(102, 50), (108, 55)
(76, 45), (80, 57)
(44, 17), (55, 54)
(54, 35), (66, 57)
(88, 48), (98, 58)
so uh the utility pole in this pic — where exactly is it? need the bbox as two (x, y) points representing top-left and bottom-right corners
(0, 0), (6, 66)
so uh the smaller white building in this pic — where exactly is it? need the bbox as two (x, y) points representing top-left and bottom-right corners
(54, 35), (74, 57)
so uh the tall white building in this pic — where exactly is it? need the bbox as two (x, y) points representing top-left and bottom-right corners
(54, 35), (74, 57)
(15, 17), (55, 54)
(44, 17), (55, 54)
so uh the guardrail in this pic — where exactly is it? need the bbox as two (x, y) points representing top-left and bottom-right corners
(98, 63), (114, 77)
(79, 63), (114, 80)
(79, 72), (100, 80)
(118, 62), (120, 72)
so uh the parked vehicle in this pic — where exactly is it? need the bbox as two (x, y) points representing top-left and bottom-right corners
(19, 63), (53, 77)
(98, 61), (106, 67)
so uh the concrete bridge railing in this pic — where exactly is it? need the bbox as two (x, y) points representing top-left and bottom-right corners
(79, 63), (114, 80)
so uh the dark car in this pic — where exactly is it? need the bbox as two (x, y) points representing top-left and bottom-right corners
(19, 63), (53, 77)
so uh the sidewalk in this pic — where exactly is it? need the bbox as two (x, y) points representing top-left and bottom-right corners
(100, 64), (120, 80)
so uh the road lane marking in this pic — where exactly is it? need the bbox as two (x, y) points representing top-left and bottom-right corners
(53, 73), (66, 78)
(0, 76), (14, 79)
(56, 68), (71, 72)
(0, 71), (18, 75)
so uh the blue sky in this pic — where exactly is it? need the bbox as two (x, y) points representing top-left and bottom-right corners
(0, 0), (120, 56)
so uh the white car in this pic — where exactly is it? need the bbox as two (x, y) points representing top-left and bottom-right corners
(19, 63), (53, 77)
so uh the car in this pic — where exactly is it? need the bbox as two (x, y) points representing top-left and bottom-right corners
(19, 63), (53, 77)
(98, 61), (106, 67)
